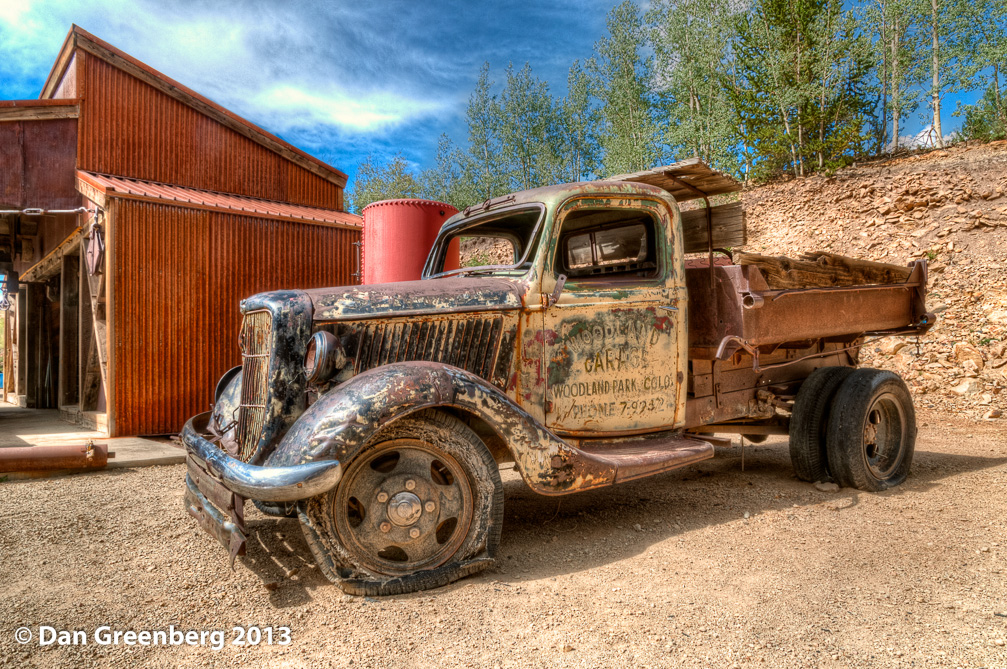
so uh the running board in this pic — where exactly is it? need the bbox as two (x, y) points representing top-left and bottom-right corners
(578, 434), (715, 483)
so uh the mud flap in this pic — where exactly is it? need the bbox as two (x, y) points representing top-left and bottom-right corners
(296, 502), (494, 596)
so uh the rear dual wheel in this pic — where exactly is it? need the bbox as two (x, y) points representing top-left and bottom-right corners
(826, 369), (916, 491)
(789, 366), (854, 482)
(789, 367), (915, 491)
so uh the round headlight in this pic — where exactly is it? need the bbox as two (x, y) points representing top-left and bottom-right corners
(304, 331), (345, 384)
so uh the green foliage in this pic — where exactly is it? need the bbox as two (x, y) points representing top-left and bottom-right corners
(958, 85), (1007, 142)
(348, 0), (1007, 204)
(731, 0), (874, 179)
(463, 251), (493, 268)
(590, 1), (658, 175)
(649, 0), (742, 174)
(348, 154), (424, 213)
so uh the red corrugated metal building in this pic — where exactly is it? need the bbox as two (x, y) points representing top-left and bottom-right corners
(1, 26), (361, 436)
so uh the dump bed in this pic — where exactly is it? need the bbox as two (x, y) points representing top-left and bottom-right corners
(685, 254), (932, 361)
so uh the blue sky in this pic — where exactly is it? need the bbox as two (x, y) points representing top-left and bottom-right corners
(0, 0), (985, 192)
(0, 0), (617, 188)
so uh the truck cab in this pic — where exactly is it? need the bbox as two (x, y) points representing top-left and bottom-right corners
(181, 161), (932, 595)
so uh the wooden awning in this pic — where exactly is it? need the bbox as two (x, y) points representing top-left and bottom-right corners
(611, 158), (741, 202)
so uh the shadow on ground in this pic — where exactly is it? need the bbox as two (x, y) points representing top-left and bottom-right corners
(234, 433), (1007, 603)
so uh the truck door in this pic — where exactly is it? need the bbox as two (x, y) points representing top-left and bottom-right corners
(542, 196), (687, 435)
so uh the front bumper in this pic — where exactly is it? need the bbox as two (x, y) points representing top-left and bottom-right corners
(181, 412), (342, 502)
(181, 412), (342, 562)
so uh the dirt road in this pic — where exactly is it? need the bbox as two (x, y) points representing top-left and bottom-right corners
(1, 410), (1005, 668)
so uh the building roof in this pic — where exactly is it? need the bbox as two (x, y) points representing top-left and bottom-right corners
(43, 25), (348, 190)
(77, 171), (361, 229)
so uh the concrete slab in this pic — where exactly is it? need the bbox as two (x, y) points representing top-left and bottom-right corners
(0, 402), (184, 478)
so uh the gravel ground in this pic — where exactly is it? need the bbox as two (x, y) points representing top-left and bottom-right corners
(1, 409), (1005, 668)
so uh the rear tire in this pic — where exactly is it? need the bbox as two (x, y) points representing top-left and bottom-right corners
(826, 368), (916, 491)
(789, 366), (855, 482)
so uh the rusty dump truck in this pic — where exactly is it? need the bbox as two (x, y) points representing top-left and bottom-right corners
(181, 160), (933, 595)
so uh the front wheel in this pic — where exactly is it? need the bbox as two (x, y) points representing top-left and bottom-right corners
(826, 368), (916, 491)
(300, 410), (503, 595)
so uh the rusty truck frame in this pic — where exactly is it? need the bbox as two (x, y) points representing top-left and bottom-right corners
(180, 160), (933, 595)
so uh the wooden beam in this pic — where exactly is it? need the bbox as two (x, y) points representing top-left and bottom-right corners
(39, 27), (78, 99)
(0, 104), (80, 123)
(16, 287), (26, 398)
(75, 175), (106, 208)
(20, 228), (83, 283)
(735, 251), (912, 289)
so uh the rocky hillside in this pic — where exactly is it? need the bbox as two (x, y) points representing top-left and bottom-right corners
(742, 141), (1007, 421)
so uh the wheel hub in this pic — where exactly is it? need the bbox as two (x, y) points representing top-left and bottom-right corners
(387, 491), (423, 527)
(332, 439), (474, 576)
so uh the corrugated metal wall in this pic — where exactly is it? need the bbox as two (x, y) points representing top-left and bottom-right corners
(111, 198), (360, 436)
(76, 52), (343, 211)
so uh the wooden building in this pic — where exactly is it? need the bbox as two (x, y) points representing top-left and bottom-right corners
(1, 26), (361, 436)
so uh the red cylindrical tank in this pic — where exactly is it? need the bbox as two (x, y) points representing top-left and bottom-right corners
(361, 199), (459, 284)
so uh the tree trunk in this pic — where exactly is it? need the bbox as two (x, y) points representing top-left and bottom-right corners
(995, 62), (1005, 125)
(891, 19), (900, 153)
(880, 3), (889, 154)
(931, 0), (944, 148)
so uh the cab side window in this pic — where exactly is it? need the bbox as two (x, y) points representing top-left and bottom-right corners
(557, 210), (659, 279)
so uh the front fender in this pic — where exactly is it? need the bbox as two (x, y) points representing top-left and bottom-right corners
(265, 362), (617, 495)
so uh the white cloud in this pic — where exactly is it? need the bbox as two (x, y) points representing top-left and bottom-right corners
(0, 0), (31, 24)
(254, 85), (447, 133)
(0, 0), (448, 134)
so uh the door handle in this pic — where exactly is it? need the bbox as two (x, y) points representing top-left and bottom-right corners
(659, 306), (679, 312)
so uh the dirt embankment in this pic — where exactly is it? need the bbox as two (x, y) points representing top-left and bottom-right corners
(742, 141), (1007, 421)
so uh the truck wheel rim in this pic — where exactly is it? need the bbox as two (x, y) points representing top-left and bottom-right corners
(861, 392), (906, 480)
(333, 439), (473, 576)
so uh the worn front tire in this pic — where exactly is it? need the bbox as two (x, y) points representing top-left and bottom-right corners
(826, 368), (916, 491)
(299, 410), (503, 595)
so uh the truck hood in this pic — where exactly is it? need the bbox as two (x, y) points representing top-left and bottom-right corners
(303, 276), (525, 322)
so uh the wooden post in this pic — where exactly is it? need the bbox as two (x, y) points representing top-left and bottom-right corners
(16, 286), (26, 401)
(59, 251), (80, 407)
(25, 283), (44, 408)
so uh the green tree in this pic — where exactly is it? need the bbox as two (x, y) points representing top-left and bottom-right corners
(732, 0), (874, 178)
(465, 63), (508, 202)
(558, 60), (601, 182)
(865, 0), (925, 152)
(953, 0), (1007, 137)
(348, 154), (424, 213)
(649, 0), (741, 173)
(422, 135), (469, 208)
(497, 62), (564, 191)
(590, 1), (658, 175)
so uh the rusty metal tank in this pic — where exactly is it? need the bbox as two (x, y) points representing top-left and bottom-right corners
(361, 199), (459, 284)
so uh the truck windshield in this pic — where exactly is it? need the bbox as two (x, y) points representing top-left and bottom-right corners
(424, 206), (543, 278)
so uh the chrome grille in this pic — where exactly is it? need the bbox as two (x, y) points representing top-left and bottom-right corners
(235, 311), (272, 462)
(354, 316), (506, 383)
